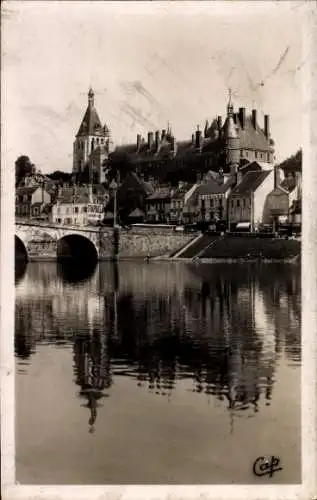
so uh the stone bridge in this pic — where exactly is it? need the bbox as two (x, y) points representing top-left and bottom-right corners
(15, 219), (196, 262)
(15, 220), (115, 261)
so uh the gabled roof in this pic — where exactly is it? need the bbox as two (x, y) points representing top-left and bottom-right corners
(230, 170), (272, 195)
(57, 185), (107, 204)
(118, 171), (154, 196)
(128, 208), (145, 218)
(146, 187), (171, 201)
(239, 161), (264, 175)
(197, 177), (234, 196)
(16, 186), (39, 196)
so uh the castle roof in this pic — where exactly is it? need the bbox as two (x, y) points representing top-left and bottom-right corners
(236, 115), (271, 151)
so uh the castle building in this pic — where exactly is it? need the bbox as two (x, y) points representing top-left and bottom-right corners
(106, 93), (275, 186)
(72, 88), (114, 184)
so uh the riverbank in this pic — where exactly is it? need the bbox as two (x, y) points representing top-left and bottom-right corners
(167, 234), (301, 263)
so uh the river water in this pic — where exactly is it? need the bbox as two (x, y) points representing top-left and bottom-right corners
(15, 261), (301, 484)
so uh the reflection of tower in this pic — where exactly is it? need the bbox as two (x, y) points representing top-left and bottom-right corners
(73, 318), (112, 432)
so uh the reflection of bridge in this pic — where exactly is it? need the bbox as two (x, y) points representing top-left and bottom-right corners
(15, 219), (114, 262)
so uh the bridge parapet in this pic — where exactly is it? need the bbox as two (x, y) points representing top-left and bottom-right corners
(15, 221), (114, 261)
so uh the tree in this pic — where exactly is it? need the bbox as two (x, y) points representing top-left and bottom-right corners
(46, 170), (72, 183)
(15, 155), (36, 186)
(102, 151), (135, 184)
(277, 149), (302, 171)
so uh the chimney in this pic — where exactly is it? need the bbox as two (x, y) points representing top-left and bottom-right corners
(264, 114), (270, 139)
(274, 165), (281, 188)
(218, 168), (224, 185)
(217, 115), (223, 130)
(195, 126), (202, 149)
(155, 130), (160, 151)
(148, 132), (154, 149)
(239, 107), (246, 129)
(191, 133), (195, 145)
(237, 170), (243, 185)
(161, 129), (166, 141)
(88, 183), (93, 203)
(252, 109), (257, 129)
(204, 120), (209, 138)
(171, 135), (177, 156)
(137, 134), (142, 152)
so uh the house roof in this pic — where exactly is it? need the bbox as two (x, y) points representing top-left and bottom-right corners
(57, 185), (107, 204)
(196, 177), (233, 196)
(146, 187), (171, 201)
(118, 171), (154, 197)
(16, 186), (38, 196)
(230, 170), (272, 195)
(268, 185), (289, 196)
(128, 208), (145, 218)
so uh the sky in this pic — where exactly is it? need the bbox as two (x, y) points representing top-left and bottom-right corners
(2, 1), (307, 175)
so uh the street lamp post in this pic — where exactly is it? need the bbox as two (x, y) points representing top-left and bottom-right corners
(110, 178), (118, 228)
(110, 173), (120, 260)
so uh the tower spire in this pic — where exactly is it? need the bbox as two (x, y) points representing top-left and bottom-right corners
(88, 87), (94, 107)
(227, 88), (233, 117)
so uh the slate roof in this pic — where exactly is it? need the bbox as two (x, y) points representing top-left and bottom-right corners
(235, 115), (271, 151)
(16, 186), (38, 196)
(230, 170), (272, 195)
(118, 171), (154, 197)
(128, 208), (145, 218)
(58, 185), (107, 204)
(146, 187), (171, 201)
(196, 177), (234, 196)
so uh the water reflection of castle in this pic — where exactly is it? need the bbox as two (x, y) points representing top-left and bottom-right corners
(15, 262), (301, 430)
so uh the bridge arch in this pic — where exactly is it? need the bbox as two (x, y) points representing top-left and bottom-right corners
(56, 234), (98, 264)
(15, 235), (28, 262)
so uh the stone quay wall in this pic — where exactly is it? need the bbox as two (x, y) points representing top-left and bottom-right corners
(116, 226), (195, 259)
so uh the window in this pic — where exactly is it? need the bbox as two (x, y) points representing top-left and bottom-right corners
(231, 199), (234, 208)
(74, 206), (79, 213)
(255, 151), (258, 159)
(240, 150), (243, 157)
(237, 199), (240, 207)
(245, 151), (248, 158)
(210, 198), (214, 208)
(243, 199), (246, 208)
(83, 206), (87, 213)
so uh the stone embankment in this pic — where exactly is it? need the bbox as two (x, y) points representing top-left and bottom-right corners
(168, 234), (301, 263)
